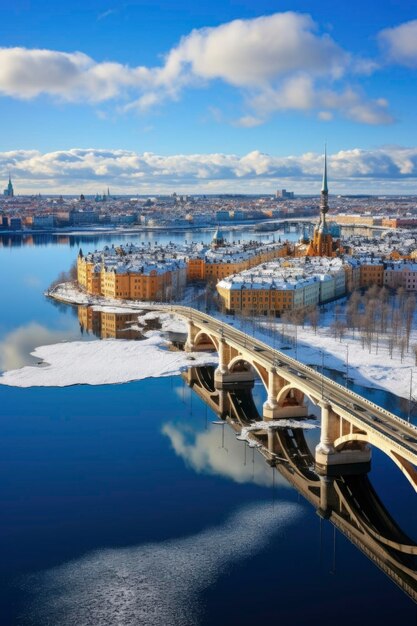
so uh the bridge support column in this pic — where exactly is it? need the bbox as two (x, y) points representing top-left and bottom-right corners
(184, 321), (197, 352)
(263, 369), (308, 419)
(316, 401), (371, 475)
(263, 369), (280, 420)
(214, 338), (230, 386)
(316, 401), (335, 456)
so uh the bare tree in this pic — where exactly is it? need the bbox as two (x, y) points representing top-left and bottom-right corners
(308, 307), (320, 334)
(405, 294), (416, 350)
(399, 337), (407, 363)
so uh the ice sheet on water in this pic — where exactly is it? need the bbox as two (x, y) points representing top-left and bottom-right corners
(21, 501), (303, 626)
(0, 333), (217, 388)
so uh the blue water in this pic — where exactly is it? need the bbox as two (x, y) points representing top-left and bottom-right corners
(0, 230), (416, 625)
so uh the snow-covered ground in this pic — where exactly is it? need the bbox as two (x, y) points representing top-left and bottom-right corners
(0, 332), (217, 388)
(246, 307), (417, 402)
(45, 281), (417, 400)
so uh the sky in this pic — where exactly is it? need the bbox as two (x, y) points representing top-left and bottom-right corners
(1, 0), (417, 194)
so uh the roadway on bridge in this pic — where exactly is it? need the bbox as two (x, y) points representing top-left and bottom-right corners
(164, 305), (417, 463)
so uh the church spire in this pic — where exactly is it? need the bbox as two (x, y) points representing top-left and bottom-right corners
(322, 144), (328, 194)
(320, 146), (329, 219)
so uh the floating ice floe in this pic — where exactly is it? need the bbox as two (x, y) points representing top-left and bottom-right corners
(236, 418), (319, 446)
(0, 333), (218, 388)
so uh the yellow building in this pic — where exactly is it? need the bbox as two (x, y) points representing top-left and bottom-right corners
(193, 241), (288, 282)
(77, 248), (187, 301)
(331, 214), (376, 226)
(78, 240), (288, 301)
(217, 282), (301, 316)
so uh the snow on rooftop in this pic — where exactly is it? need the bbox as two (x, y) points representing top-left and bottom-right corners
(217, 256), (347, 291)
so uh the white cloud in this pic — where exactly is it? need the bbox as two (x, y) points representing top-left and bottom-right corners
(318, 111), (333, 121)
(161, 12), (347, 87)
(0, 48), (152, 102)
(233, 115), (264, 128)
(0, 12), (390, 124)
(250, 79), (393, 125)
(2, 146), (417, 194)
(379, 20), (417, 68)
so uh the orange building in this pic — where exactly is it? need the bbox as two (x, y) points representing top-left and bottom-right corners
(359, 261), (385, 287)
(77, 248), (187, 301)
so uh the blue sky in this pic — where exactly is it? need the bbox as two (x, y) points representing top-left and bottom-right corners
(1, 0), (417, 193)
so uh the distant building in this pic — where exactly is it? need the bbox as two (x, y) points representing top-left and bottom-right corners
(3, 174), (14, 197)
(276, 189), (294, 199)
(70, 210), (99, 226)
(32, 215), (55, 229)
(216, 210), (230, 221)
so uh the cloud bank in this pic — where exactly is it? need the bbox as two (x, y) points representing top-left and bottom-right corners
(2, 146), (417, 194)
(0, 12), (392, 124)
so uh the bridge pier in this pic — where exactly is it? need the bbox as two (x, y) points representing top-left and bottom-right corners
(214, 338), (256, 387)
(184, 320), (198, 352)
(315, 401), (371, 475)
(263, 368), (279, 419)
(214, 337), (230, 386)
(263, 369), (308, 420)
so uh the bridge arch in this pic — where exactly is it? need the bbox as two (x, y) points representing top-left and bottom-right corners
(193, 330), (219, 351)
(276, 383), (317, 410)
(334, 433), (417, 493)
(228, 355), (268, 388)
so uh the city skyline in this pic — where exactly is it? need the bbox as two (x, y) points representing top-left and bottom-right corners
(1, 0), (417, 193)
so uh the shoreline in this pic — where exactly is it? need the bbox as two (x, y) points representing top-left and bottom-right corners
(46, 282), (417, 404)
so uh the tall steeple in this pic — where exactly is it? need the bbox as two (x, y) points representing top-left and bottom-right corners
(319, 146), (329, 228)
(321, 144), (328, 194)
(4, 172), (14, 197)
(305, 146), (336, 258)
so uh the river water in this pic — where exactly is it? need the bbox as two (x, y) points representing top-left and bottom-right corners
(0, 229), (416, 625)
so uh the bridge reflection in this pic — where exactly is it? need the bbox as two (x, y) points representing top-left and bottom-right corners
(183, 365), (417, 604)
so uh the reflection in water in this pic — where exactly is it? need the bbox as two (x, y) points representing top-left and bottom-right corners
(78, 306), (144, 340)
(0, 229), (288, 250)
(23, 502), (301, 626)
(0, 233), (72, 248)
(0, 321), (79, 371)
(162, 420), (284, 487)
(181, 366), (417, 604)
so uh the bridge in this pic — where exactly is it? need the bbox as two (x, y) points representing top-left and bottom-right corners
(155, 305), (417, 490)
(183, 365), (417, 603)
